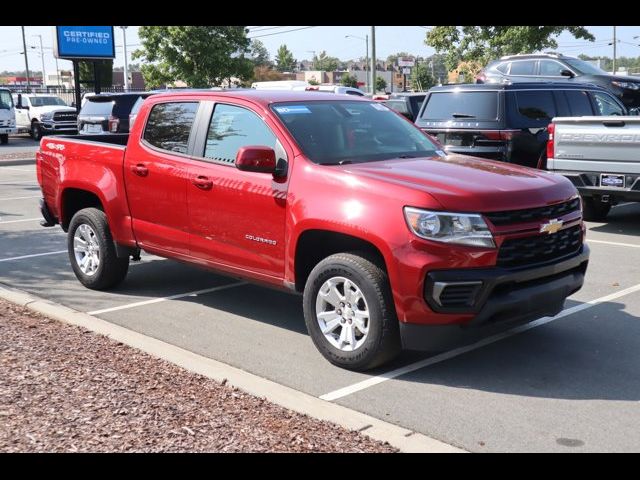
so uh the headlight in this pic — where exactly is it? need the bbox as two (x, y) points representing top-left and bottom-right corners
(611, 81), (640, 90)
(404, 207), (495, 248)
(40, 112), (53, 121)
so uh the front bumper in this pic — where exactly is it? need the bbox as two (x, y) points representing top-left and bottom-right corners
(400, 246), (589, 351)
(0, 127), (17, 135)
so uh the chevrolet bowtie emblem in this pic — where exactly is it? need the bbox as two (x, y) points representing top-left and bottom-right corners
(540, 218), (563, 234)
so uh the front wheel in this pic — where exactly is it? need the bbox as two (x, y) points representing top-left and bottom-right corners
(582, 197), (611, 222)
(303, 252), (401, 371)
(30, 122), (42, 141)
(0, 134), (7, 145)
(67, 208), (129, 290)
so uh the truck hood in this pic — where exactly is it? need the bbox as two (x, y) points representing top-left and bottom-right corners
(344, 154), (577, 212)
(32, 105), (76, 114)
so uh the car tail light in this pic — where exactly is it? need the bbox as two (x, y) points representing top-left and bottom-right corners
(475, 130), (520, 141)
(475, 71), (487, 84)
(108, 115), (119, 133)
(546, 123), (555, 160)
(305, 86), (319, 91)
(36, 151), (43, 185)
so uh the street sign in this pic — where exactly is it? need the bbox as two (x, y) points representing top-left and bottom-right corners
(397, 57), (415, 67)
(53, 26), (115, 60)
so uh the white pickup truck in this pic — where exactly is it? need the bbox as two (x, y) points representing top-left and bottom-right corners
(547, 116), (640, 221)
(12, 93), (78, 141)
(0, 88), (17, 144)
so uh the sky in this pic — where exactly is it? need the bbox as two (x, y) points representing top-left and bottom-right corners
(1, 26), (639, 75)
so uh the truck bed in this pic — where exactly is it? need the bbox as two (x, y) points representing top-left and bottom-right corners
(54, 133), (130, 147)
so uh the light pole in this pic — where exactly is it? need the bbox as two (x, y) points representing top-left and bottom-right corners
(307, 51), (316, 70)
(32, 35), (46, 89)
(21, 26), (31, 91)
(345, 34), (368, 93)
(119, 26), (129, 91)
(370, 27), (376, 94)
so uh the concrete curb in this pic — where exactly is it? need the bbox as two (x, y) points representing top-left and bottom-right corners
(0, 158), (36, 167)
(0, 284), (466, 453)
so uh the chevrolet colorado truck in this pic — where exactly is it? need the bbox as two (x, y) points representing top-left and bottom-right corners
(36, 91), (590, 370)
(547, 116), (640, 221)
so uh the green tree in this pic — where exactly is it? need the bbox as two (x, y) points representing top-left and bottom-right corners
(250, 40), (271, 67)
(275, 45), (296, 72)
(340, 73), (358, 88)
(78, 60), (113, 89)
(410, 63), (435, 91)
(426, 26), (595, 71)
(314, 51), (339, 71)
(133, 26), (253, 88)
(376, 76), (387, 92)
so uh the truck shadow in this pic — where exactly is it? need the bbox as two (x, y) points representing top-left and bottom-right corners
(587, 202), (640, 237)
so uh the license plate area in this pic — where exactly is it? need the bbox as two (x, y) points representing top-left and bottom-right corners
(84, 124), (103, 134)
(600, 174), (625, 188)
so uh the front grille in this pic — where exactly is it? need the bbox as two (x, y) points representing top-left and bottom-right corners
(53, 112), (77, 122)
(497, 225), (582, 268)
(486, 198), (580, 226)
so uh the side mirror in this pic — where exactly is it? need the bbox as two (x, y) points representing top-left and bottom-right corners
(628, 107), (640, 116)
(560, 69), (575, 78)
(235, 146), (277, 174)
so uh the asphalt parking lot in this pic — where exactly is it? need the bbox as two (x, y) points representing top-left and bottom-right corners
(2, 162), (640, 452)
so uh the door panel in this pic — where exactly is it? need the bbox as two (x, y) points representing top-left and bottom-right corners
(187, 102), (289, 280)
(124, 101), (199, 256)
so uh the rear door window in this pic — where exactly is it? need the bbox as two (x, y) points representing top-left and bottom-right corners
(143, 102), (199, 154)
(421, 91), (498, 120)
(564, 90), (594, 116)
(512, 90), (557, 127)
(509, 60), (536, 76)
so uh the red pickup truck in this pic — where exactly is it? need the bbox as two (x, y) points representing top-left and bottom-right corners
(36, 90), (589, 370)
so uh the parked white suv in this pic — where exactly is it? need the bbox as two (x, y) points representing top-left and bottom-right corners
(0, 89), (17, 145)
(12, 94), (78, 141)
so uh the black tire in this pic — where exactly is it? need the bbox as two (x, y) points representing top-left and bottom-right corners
(30, 122), (42, 141)
(303, 252), (401, 371)
(582, 197), (611, 222)
(67, 207), (129, 290)
(0, 134), (7, 145)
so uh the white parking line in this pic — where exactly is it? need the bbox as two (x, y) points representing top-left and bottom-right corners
(0, 167), (33, 172)
(588, 239), (640, 249)
(87, 282), (247, 315)
(320, 282), (640, 402)
(0, 217), (42, 224)
(0, 180), (38, 185)
(0, 195), (40, 201)
(0, 250), (67, 263)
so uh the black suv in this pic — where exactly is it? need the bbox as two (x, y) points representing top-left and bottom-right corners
(382, 92), (427, 122)
(476, 53), (640, 109)
(78, 92), (152, 135)
(415, 82), (629, 169)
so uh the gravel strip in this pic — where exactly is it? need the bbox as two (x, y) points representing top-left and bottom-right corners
(0, 299), (397, 453)
(0, 152), (35, 161)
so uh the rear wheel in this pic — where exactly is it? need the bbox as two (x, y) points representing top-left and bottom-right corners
(582, 197), (611, 222)
(0, 134), (7, 145)
(303, 252), (401, 371)
(68, 208), (129, 290)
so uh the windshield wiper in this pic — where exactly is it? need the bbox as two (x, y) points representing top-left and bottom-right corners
(451, 113), (476, 118)
(318, 159), (354, 166)
(397, 154), (416, 159)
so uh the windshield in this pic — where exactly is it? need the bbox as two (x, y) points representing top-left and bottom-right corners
(563, 58), (608, 76)
(29, 96), (67, 107)
(0, 90), (12, 110)
(271, 100), (437, 165)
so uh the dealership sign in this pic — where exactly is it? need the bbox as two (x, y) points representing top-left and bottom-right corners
(53, 26), (115, 60)
(397, 56), (415, 67)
